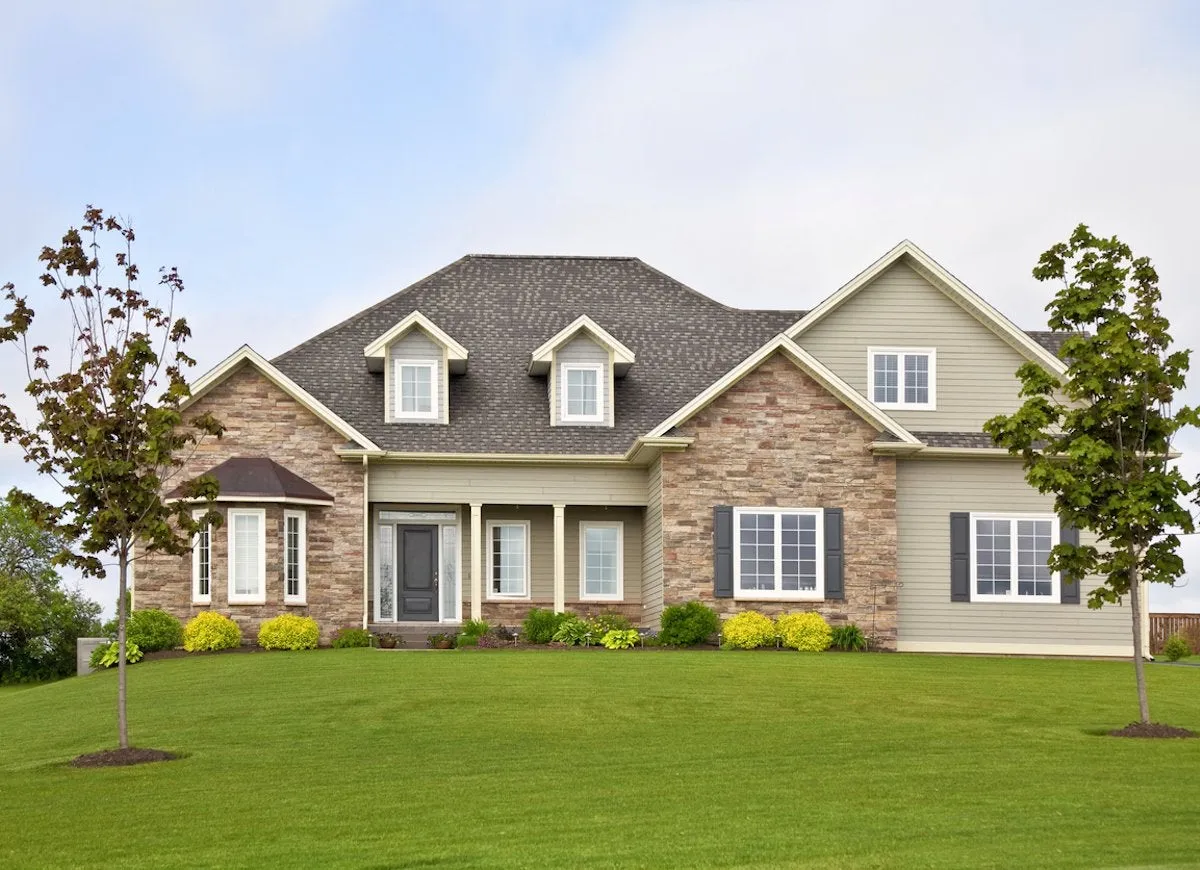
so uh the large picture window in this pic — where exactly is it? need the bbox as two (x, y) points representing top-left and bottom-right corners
(733, 508), (823, 600)
(227, 508), (266, 604)
(393, 359), (438, 420)
(580, 522), (623, 601)
(970, 514), (1058, 602)
(192, 509), (211, 604)
(868, 347), (936, 410)
(284, 510), (306, 604)
(487, 521), (529, 598)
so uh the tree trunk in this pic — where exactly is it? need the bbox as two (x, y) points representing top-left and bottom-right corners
(117, 544), (129, 749)
(1128, 565), (1150, 724)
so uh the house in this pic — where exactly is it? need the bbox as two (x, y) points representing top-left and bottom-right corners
(134, 241), (1137, 656)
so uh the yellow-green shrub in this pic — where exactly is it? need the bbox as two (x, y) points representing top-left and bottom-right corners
(257, 614), (319, 650)
(721, 611), (776, 649)
(776, 612), (832, 652)
(182, 612), (242, 652)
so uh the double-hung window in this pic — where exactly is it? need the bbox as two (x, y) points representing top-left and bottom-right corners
(971, 514), (1059, 602)
(868, 347), (935, 410)
(733, 508), (823, 600)
(284, 510), (307, 604)
(487, 521), (529, 598)
(227, 508), (266, 604)
(580, 522), (623, 601)
(561, 363), (604, 422)
(394, 359), (438, 421)
(192, 509), (211, 604)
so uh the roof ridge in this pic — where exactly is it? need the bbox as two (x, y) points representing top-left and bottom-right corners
(464, 253), (638, 261)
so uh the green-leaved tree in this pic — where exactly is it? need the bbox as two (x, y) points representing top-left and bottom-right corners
(0, 207), (223, 749)
(985, 225), (1197, 724)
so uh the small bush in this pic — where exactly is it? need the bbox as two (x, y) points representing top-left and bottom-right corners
(258, 614), (320, 650)
(601, 629), (640, 650)
(659, 601), (720, 646)
(456, 633), (479, 648)
(183, 612), (242, 652)
(89, 640), (143, 669)
(331, 627), (373, 649)
(777, 612), (832, 652)
(462, 619), (490, 639)
(552, 615), (593, 646)
(830, 624), (868, 652)
(126, 609), (183, 652)
(721, 611), (776, 649)
(589, 611), (633, 635)
(522, 608), (568, 644)
(1162, 633), (1193, 662)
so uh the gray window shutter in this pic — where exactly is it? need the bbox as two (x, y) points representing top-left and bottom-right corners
(823, 508), (844, 600)
(950, 512), (971, 602)
(1060, 522), (1081, 604)
(713, 506), (734, 598)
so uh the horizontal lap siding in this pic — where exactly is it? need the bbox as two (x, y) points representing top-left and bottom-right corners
(796, 262), (1030, 432)
(369, 463), (648, 505)
(641, 457), (664, 627)
(896, 458), (1131, 653)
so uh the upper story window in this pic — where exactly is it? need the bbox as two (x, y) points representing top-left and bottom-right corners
(868, 347), (936, 410)
(562, 363), (604, 422)
(394, 359), (438, 421)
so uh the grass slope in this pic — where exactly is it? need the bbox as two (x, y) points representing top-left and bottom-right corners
(2, 651), (1197, 870)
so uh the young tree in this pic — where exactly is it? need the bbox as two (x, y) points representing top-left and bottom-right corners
(985, 225), (1197, 725)
(0, 207), (222, 749)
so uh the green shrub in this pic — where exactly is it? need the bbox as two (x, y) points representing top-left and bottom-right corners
(456, 633), (479, 648)
(589, 611), (632, 635)
(776, 612), (832, 652)
(257, 614), (320, 650)
(183, 612), (242, 652)
(89, 640), (143, 669)
(126, 609), (183, 652)
(721, 611), (776, 649)
(1162, 633), (1193, 662)
(462, 619), (490, 639)
(830, 624), (868, 652)
(659, 601), (720, 646)
(601, 629), (640, 650)
(552, 615), (593, 646)
(331, 627), (373, 649)
(521, 608), (567, 644)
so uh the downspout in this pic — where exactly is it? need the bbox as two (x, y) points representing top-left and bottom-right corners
(362, 454), (370, 631)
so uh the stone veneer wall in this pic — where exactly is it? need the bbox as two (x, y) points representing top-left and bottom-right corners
(660, 353), (899, 649)
(135, 364), (365, 644)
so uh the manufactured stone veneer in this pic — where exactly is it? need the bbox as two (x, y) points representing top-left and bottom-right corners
(660, 352), (900, 648)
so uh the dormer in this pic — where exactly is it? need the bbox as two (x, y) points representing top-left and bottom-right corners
(364, 311), (468, 425)
(528, 315), (635, 428)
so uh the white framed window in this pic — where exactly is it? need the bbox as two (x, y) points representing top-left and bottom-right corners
(393, 359), (438, 420)
(192, 509), (211, 604)
(227, 508), (266, 604)
(284, 510), (307, 604)
(560, 363), (604, 422)
(733, 507), (824, 600)
(580, 521), (623, 601)
(867, 347), (936, 410)
(970, 513), (1059, 603)
(487, 520), (530, 599)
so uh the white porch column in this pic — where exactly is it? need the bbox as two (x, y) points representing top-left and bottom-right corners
(470, 503), (483, 621)
(553, 504), (566, 613)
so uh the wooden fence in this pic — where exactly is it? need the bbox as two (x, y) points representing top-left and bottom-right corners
(1150, 613), (1200, 654)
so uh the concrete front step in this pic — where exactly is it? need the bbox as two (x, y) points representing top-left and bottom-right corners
(369, 623), (460, 648)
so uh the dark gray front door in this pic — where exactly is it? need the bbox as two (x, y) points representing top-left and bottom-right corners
(397, 525), (438, 621)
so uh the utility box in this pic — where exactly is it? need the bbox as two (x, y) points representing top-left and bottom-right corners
(76, 637), (108, 676)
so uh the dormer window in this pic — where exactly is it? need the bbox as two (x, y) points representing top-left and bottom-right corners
(394, 359), (438, 420)
(562, 363), (603, 422)
(868, 347), (936, 410)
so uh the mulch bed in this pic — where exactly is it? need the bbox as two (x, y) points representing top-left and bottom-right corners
(1108, 722), (1197, 739)
(71, 747), (179, 768)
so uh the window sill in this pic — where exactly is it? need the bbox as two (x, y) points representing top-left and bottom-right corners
(486, 594), (531, 602)
(968, 597), (1060, 605)
(284, 599), (307, 606)
(228, 598), (267, 606)
(191, 598), (212, 606)
(733, 595), (825, 603)
(873, 402), (936, 411)
(580, 595), (623, 603)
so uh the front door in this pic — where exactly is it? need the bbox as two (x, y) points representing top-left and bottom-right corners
(397, 525), (438, 621)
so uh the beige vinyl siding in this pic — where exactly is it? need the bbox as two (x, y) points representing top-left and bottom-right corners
(369, 463), (648, 505)
(896, 457), (1131, 655)
(554, 334), (612, 427)
(796, 261), (1031, 432)
(565, 506), (643, 604)
(641, 456), (664, 626)
(386, 329), (447, 424)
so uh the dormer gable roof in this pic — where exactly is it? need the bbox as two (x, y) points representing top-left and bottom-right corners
(363, 310), (469, 374)
(528, 315), (636, 376)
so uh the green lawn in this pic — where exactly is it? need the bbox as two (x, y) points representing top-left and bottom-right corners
(2, 651), (1197, 870)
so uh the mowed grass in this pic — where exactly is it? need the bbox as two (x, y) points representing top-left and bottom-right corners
(2, 652), (1198, 870)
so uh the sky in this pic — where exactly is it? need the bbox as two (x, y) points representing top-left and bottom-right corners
(1, 0), (1199, 615)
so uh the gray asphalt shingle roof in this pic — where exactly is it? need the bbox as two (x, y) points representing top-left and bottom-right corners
(271, 255), (1068, 455)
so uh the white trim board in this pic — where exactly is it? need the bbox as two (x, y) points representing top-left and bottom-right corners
(529, 315), (636, 376)
(364, 310), (469, 373)
(897, 640), (1133, 657)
